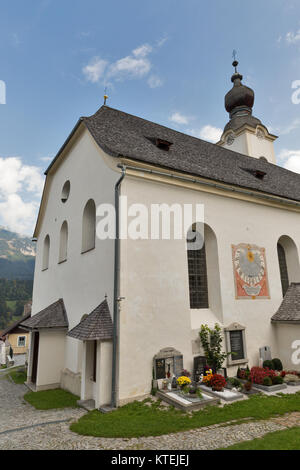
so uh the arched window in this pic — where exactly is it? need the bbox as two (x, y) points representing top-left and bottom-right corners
(82, 199), (96, 253)
(187, 225), (209, 309)
(42, 235), (50, 270)
(59, 221), (68, 263)
(277, 242), (289, 297)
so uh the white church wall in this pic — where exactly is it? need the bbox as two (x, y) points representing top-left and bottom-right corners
(32, 128), (120, 381)
(36, 329), (66, 390)
(118, 173), (300, 400)
(273, 323), (300, 370)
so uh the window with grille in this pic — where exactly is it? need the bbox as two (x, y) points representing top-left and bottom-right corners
(277, 243), (289, 297)
(18, 336), (26, 347)
(187, 231), (209, 309)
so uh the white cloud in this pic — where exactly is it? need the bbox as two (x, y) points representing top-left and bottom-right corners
(278, 149), (300, 173)
(286, 29), (300, 44)
(169, 112), (189, 125)
(108, 55), (151, 80)
(187, 125), (223, 143)
(0, 157), (44, 235)
(147, 75), (163, 88)
(40, 156), (53, 162)
(83, 41), (165, 88)
(82, 57), (108, 83)
(280, 118), (300, 135)
(132, 44), (152, 58)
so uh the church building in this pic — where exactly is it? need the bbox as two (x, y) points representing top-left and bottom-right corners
(21, 60), (300, 408)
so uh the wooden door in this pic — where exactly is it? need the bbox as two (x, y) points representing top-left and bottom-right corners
(31, 332), (39, 384)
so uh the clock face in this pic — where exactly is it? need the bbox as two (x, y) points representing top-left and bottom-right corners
(232, 244), (269, 299)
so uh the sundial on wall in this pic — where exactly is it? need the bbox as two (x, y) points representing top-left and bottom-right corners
(232, 243), (270, 299)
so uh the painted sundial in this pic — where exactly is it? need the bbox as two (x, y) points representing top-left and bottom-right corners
(232, 243), (270, 299)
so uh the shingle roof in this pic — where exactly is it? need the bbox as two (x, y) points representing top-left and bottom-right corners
(20, 299), (68, 330)
(67, 299), (113, 341)
(271, 283), (300, 323)
(78, 106), (300, 203)
(1, 312), (31, 336)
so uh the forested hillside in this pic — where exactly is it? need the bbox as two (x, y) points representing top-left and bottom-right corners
(0, 279), (33, 330)
(0, 227), (35, 279)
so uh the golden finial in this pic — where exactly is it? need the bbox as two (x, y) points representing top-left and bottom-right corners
(104, 87), (108, 105)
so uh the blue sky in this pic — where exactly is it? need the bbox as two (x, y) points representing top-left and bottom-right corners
(1, 0), (300, 234)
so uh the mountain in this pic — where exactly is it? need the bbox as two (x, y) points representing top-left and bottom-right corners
(0, 227), (36, 279)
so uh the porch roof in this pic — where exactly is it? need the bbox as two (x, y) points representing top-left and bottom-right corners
(1, 312), (31, 337)
(271, 283), (300, 323)
(67, 299), (113, 341)
(20, 299), (69, 330)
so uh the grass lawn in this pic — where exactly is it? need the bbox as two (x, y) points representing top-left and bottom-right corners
(0, 365), (7, 369)
(8, 368), (27, 384)
(24, 388), (79, 410)
(70, 392), (300, 438)
(223, 427), (300, 450)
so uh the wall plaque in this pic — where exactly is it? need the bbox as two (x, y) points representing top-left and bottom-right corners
(229, 330), (244, 361)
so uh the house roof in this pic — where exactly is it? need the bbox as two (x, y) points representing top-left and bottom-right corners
(271, 283), (300, 323)
(44, 106), (300, 204)
(67, 299), (113, 341)
(1, 312), (31, 337)
(20, 299), (68, 330)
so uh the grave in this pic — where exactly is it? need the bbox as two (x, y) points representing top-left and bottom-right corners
(199, 384), (244, 402)
(153, 348), (184, 380)
(157, 389), (219, 412)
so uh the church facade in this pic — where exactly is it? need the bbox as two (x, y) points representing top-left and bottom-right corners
(21, 61), (300, 408)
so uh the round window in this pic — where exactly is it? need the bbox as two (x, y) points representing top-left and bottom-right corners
(61, 181), (70, 203)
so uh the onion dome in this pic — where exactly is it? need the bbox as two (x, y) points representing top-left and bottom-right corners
(223, 60), (262, 133)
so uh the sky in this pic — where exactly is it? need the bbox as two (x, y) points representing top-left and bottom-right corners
(1, 0), (300, 235)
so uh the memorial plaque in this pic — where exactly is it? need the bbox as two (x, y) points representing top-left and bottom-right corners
(174, 355), (184, 376)
(193, 356), (207, 382)
(155, 359), (166, 379)
(229, 330), (244, 361)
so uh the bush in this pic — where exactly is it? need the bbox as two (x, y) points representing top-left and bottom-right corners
(263, 376), (272, 386)
(263, 360), (275, 370)
(228, 377), (241, 388)
(272, 375), (284, 385)
(272, 358), (283, 371)
(251, 367), (276, 385)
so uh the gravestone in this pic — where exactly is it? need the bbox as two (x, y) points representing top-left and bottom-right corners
(153, 347), (184, 380)
(193, 356), (207, 382)
(259, 346), (272, 362)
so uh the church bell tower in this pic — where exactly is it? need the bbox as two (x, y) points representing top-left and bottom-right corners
(217, 58), (277, 164)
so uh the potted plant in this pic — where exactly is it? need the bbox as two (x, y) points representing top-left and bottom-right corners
(210, 373), (226, 392)
(244, 380), (252, 392)
(177, 375), (191, 390)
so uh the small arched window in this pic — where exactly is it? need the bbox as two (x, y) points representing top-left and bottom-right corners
(59, 221), (68, 263)
(277, 242), (289, 297)
(42, 235), (50, 270)
(82, 199), (96, 253)
(61, 181), (70, 203)
(187, 226), (209, 309)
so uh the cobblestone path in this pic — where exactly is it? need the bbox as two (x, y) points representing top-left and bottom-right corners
(0, 374), (299, 450)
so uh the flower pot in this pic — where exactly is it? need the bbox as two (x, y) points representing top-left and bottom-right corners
(212, 386), (223, 392)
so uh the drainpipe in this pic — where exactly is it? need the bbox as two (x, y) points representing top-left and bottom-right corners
(111, 165), (126, 409)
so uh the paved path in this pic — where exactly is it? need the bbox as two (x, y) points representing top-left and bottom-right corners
(0, 373), (300, 450)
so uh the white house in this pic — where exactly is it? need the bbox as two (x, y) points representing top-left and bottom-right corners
(21, 60), (300, 408)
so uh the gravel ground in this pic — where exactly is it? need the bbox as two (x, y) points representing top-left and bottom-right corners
(0, 373), (299, 450)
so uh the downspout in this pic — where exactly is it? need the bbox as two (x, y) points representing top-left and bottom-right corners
(111, 165), (126, 409)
